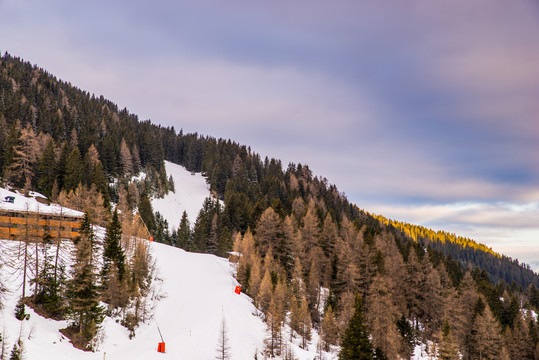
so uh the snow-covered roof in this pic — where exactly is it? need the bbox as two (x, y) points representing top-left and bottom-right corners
(0, 187), (83, 217)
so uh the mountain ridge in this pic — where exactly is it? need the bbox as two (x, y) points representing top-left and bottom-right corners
(2, 52), (539, 359)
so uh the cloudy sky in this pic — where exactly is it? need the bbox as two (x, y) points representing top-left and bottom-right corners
(1, 0), (538, 268)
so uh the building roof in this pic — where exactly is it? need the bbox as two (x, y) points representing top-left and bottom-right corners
(0, 188), (83, 217)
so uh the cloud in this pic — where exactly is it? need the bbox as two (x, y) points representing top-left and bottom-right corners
(363, 201), (539, 229)
(2, 0), (539, 266)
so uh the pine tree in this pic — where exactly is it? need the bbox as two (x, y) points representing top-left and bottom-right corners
(207, 214), (219, 254)
(505, 315), (534, 360)
(85, 144), (101, 170)
(306, 251), (322, 323)
(247, 256), (263, 302)
(63, 147), (83, 191)
(367, 275), (400, 359)
(258, 270), (273, 315)
(215, 316), (231, 360)
(437, 320), (459, 360)
(289, 257), (305, 301)
(91, 161), (109, 206)
(321, 305), (339, 351)
(451, 271), (477, 352)
(9, 340), (21, 360)
(56, 141), (71, 190)
(420, 260), (444, 335)
(272, 280), (287, 355)
(10, 123), (37, 190)
(289, 295), (301, 338)
(36, 138), (57, 197)
(470, 304), (503, 359)
(103, 209), (126, 282)
(300, 206), (320, 256)
(0, 115), (8, 171)
(395, 314), (414, 358)
(255, 207), (281, 258)
(66, 213), (103, 345)
(131, 144), (141, 174)
(32, 234), (63, 316)
(289, 294), (311, 349)
(138, 193), (156, 234)
(1, 120), (20, 180)
(216, 226), (232, 258)
(319, 213), (338, 258)
(298, 296), (312, 349)
(339, 294), (374, 360)
(265, 298), (282, 357)
(119, 138), (133, 176)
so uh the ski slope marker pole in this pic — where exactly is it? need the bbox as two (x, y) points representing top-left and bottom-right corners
(156, 320), (165, 342)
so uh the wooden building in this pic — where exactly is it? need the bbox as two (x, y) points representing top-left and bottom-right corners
(0, 208), (83, 241)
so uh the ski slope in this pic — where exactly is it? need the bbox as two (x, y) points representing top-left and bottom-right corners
(0, 164), (266, 360)
(0, 240), (266, 359)
(151, 161), (211, 230)
(108, 242), (266, 359)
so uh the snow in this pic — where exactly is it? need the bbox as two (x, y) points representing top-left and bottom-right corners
(151, 161), (211, 230)
(100, 242), (267, 359)
(0, 240), (267, 359)
(1, 237), (347, 359)
(412, 343), (440, 360)
(0, 188), (82, 217)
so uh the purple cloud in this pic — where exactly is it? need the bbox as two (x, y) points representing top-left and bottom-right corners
(1, 0), (539, 265)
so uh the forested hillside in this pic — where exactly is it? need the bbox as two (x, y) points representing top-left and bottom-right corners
(2, 52), (539, 358)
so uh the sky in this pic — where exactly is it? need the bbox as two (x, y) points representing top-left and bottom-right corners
(1, 0), (538, 268)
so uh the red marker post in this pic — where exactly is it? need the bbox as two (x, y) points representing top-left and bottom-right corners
(156, 321), (165, 353)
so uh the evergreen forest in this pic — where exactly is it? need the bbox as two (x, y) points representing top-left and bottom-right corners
(2, 52), (539, 358)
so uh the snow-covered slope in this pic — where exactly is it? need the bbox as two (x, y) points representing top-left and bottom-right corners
(151, 161), (211, 230)
(0, 240), (266, 359)
(106, 242), (266, 359)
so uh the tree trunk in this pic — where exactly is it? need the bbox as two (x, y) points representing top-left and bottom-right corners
(35, 241), (39, 296)
(54, 208), (63, 286)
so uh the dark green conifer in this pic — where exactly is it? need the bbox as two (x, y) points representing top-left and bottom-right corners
(339, 294), (374, 360)
(2, 121), (20, 178)
(63, 147), (83, 191)
(66, 213), (103, 344)
(138, 193), (156, 234)
(176, 211), (191, 249)
(56, 141), (71, 189)
(396, 314), (415, 357)
(9, 340), (21, 360)
(103, 209), (126, 281)
(37, 139), (57, 197)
